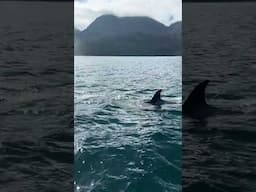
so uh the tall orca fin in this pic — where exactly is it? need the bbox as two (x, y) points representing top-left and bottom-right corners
(183, 80), (210, 112)
(150, 89), (162, 105)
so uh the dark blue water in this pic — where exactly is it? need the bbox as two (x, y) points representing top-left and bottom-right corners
(183, 3), (256, 192)
(75, 56), (182, 192)
(0, 2), (73, 191)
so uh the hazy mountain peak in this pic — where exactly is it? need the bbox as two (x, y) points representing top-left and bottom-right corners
(85, 14), (166, 35)
(76, 15), (182, 56)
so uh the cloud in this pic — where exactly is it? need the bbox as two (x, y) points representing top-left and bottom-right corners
(75, 0), (182, 30)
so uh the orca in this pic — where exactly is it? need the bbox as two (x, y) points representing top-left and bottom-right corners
(147, 89), (165, 105)
(183, 80), (216, 119)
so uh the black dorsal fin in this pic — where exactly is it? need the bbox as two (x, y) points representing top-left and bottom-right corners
(150, 89), (162, 104)
(183, 80), (210, 111)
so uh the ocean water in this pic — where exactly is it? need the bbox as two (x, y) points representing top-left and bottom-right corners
(75, 56), (182, 192)
(0, 2), (73, 191)
(183, 3), (256, 192)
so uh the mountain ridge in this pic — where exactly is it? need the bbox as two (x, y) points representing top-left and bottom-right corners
(75, 15), (182, 56)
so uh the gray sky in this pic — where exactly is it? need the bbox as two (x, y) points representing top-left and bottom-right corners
(75, 0), (182, 30)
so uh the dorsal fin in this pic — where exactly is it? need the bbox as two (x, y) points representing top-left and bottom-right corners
(150, 89), (162, 104)
(183, 80), (210, 111)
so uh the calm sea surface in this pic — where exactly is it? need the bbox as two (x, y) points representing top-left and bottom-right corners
(0, 2), (73, 191)
(75, 56), (182, 192)
(183, 3), (256, 192)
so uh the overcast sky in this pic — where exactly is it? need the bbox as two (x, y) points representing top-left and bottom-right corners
(75, 0), (182, 30)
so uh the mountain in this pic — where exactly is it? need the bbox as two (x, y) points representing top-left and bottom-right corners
(75, 15), (182, 56)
